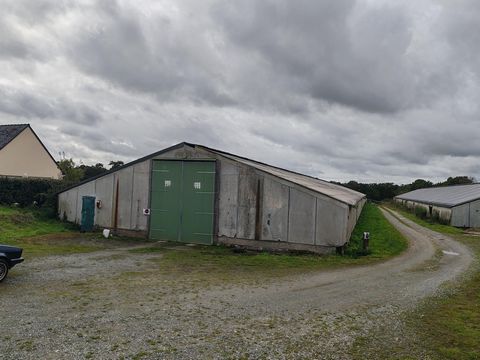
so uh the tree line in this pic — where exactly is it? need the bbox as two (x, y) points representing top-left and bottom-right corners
(58, 158), (476, 203)
(2, 154), (475, 212)
(333, 176), (475, 202)
(57, 159), (125, 183)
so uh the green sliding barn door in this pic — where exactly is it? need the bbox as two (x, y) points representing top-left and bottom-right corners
(150, 161), (183, 241)
(149, 160), (215, 244)
(181, 161), (216, 244)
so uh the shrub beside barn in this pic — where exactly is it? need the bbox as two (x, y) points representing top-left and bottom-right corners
(58, 143), (366, 253)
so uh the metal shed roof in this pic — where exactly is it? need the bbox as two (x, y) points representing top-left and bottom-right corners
(201, 145), (365, 206)
(58, 142), (366, 206)
(395, 184), (480, 208)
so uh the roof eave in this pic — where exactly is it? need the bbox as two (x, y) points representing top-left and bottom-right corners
(57, 142), (189, 195)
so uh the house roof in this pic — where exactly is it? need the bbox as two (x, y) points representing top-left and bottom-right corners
(58, 142), (366, 206)
(0, 123), (60, 170)
(0, 124), (29, 150)
(395, 184), (480, 208)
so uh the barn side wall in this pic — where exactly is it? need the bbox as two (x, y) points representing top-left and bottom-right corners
(451, 200), (480, 228)
(58, 144), (364, 249)
(213, 153), (356, 248)
(469, 199), (480, 228)
(451, 204), (470, 227)
(58, 159), (152, 233)
(395, 198), (452, 225)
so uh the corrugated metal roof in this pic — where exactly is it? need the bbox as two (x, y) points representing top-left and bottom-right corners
(58, 142), (366, 206)
(395, 184), (480, 208)
(200, 145), (365, 206)
(0, 124), (29, 150)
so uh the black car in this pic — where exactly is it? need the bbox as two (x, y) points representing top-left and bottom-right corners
(0, 245), (24, 282)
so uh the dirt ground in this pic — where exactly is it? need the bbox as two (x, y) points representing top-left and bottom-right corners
(0, 209), (474, 359)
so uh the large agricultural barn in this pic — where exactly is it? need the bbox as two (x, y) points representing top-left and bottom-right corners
(395, 184), (480, 228)
(58, 143), (366, 253)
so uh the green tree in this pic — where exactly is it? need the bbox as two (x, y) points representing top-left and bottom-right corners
(410, 179), (434, 191)
(79, 163), (108, 180)
(109, 160), (125, 170)
(57, 159), (84, 183)
(441, 176), (474, 186)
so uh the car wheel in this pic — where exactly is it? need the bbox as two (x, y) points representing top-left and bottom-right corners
(0, 259), (8, 282)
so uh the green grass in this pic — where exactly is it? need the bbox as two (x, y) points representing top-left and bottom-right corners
(386, 202), (463, 235)
(0, 205), (129, 258)
(408, 234), (480, 359)
(0, 202), (408, 278)
(129, 203), (408, 281)
(347, 202), (408, 259)
(383, 203), (480, 359)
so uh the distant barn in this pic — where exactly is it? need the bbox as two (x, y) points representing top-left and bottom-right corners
(395, 184), (480, 227)
(58, 142), (366, 253)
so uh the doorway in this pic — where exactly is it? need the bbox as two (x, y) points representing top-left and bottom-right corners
(149, 160), (216, 244)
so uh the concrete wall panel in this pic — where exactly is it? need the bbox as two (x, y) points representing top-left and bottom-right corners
(469, 200), (480, 228)
(288, 188), (316, 245)
(94, 175), (115, 228)
(261, 178), (289, 242)
(346, 206), (357, 243)
(452, 204), (469, 227)
(115, 166), (134, 229)
(58, 190), (78, 223)
(130, 161), (150, 230)
(236, 166), (258, 240)
(217, 161), (239, 238)
(316, 199), (347, 246)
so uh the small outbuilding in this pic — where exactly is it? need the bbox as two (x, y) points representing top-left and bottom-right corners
(395, 184), (480, 227)
(58, 142), (366, 253)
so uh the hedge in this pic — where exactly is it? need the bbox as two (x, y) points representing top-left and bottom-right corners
(0, 177), (64, 208)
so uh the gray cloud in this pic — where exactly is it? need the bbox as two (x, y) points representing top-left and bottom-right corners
(0, 0), (479, 184)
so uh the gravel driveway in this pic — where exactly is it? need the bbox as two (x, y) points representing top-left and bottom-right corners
(0, 208), (474, 359)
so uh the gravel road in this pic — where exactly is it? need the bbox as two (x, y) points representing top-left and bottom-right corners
(0, 208), (474, 359)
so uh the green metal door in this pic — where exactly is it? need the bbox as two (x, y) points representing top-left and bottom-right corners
(181, 161), (216, 244)
(149, 160), (215, 244)
(150, 161), (183, 241)
(81, 196), (95, 232)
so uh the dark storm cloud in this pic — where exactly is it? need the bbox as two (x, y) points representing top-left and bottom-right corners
(213, 0), (417, 113)
(1, 0), (480, 183)
(0, 87), (101, 125)
(67, 1), (235, 107)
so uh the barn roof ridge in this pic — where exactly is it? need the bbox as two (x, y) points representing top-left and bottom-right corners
(195, 144), (365, 206)
(57, 142), (365, 205)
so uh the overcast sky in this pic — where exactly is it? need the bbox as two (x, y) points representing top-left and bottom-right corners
(1, 0), (479, 183)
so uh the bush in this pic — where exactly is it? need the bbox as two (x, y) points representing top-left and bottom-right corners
(414, 205), (428, 219)
(0, 177), (78, 210)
